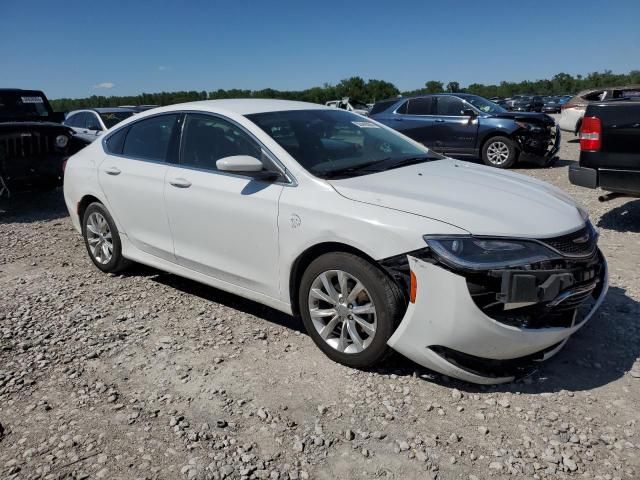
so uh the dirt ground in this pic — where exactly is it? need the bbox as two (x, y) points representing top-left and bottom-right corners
(1, 122), (639, 480)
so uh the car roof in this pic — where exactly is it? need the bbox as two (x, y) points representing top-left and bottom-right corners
(149, 99), (329, 116)
(68, 107), (135, 115)
(92, 107), (136, 113)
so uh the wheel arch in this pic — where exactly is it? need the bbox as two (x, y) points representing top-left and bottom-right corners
(288, 242), (383, 317)
(77, 194), (103, 222)
(478, 130), (518, 154)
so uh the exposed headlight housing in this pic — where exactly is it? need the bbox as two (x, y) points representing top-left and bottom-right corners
(424, 236), (561, 271)
(515, 121), (542, 132)
(55, 135), (69, 148)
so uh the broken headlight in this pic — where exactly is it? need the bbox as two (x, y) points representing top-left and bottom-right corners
(515, 121), (543, 132)
(423, 236), (560, 271)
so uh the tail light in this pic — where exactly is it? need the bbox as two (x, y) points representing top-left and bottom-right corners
(580, 116), (602, 151)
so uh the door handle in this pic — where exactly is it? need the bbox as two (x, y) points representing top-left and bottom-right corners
(434, 119), (445, 123)
(104, 166), (121, 176)
(169, 177), (192, 188)
(393, 117), (403, 121)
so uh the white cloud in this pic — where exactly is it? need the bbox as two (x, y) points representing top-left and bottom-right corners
(93, 82), (115, 89)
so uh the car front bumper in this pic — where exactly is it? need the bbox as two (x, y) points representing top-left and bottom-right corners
(387, 255), (608, 384)
(518, 125), (561, 166)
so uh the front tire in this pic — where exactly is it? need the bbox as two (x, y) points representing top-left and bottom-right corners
(482, 136), (518, 168)
(299, 252), (405, 369)
(82, 202), (130, 273)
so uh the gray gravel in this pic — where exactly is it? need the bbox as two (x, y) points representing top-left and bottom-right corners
(1, 125), (639, 479)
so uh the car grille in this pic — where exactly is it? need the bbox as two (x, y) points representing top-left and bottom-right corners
(0, 132), (55, 159)
(537, 223), (597, 257)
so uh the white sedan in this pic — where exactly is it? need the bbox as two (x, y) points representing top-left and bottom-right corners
(64, 108), (136, 143)
(63, 99), (608, 384)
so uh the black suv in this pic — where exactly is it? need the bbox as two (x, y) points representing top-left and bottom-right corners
(0, 88), (83, 193)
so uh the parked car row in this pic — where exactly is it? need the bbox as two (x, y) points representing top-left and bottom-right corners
(63, 99), (607, 384)
(541, 96), (571, 113)
(490, 95), (572, 112)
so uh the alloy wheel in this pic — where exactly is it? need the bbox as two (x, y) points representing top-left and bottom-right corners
(486, 141), (510, 165)
(307, 270), (377, 354)
(85, 212), (113, 265)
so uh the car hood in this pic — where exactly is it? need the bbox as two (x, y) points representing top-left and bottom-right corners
(328, 159), (584, 238)
(489, 111), (554, 125)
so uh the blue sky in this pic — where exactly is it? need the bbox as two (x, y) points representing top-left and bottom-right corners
(2, 0), (639, 99)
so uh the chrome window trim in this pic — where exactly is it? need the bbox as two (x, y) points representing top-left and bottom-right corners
(101, 111), (181, 164)
(392, 95), (482, 118)
(101, 110), (297, 186)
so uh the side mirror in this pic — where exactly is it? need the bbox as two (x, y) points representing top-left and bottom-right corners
(462, 108), (477, 117)
(216, 155), (280, 180)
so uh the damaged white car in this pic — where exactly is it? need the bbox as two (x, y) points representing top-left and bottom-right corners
(63, 99), (608, 384)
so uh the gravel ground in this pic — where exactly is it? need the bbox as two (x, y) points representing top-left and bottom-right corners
(1, 122), (639, 480)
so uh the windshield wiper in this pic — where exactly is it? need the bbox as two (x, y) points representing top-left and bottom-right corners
(321, 160), (389, 178)
(379, 155), (441, 171)
(321, 154), (440, 179)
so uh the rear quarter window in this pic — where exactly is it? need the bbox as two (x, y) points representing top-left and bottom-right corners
(104, 127), (129, 155)
(369, 99), (399, 115)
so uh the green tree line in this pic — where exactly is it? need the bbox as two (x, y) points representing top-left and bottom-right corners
(50, 70), (640, 112)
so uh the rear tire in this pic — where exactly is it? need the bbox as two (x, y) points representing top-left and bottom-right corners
(299, 252), (405, 369)
(82, 202), (130, 273)
(482, 136), (518, 168)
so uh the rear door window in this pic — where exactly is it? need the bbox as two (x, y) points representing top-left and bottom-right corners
(406, 98), (433, 115)
(104, 127), (128, 155)
(122, 114), (179, 162)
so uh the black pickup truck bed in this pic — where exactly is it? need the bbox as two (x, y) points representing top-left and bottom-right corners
(569, 99), (640, 197)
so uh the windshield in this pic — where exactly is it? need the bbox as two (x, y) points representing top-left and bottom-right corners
(464, 95), (506, 114)
(99, 111), (135, 129)
(0, 91), (52, 119)
(247, 109), (441, 179)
